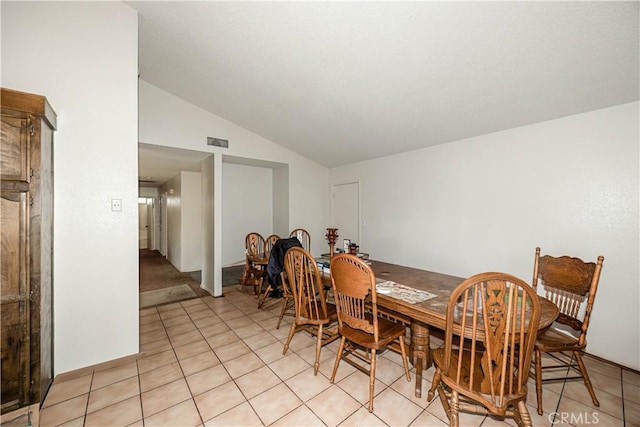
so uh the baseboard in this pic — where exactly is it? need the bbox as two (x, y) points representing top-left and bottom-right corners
(53, 352), (143, 383)
(584, 352), (640, 375)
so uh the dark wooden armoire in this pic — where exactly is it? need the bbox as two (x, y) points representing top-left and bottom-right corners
(1, 88), (56, 414)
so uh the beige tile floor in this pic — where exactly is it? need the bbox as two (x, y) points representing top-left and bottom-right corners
(31, 285), (639, 426)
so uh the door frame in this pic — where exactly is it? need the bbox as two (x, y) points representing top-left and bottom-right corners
(331, 181), (360, 250)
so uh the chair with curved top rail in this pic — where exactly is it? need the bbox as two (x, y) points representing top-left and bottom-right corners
(427, 272), (541, 426)
(530, 247), (604, 416)
(264, 234), (280, 259)
(282, 246), (338, 375)
(257, 236), (301, 310)
(240, 232), (266, 295)
(289, 228), (311, 252)
(256, 234), (282, 302)
(329, 254), (411, 412)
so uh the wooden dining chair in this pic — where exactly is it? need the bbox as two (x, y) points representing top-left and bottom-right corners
(427, 272), (541, 426)
(257, 237), (301, 310)
(275, 270), (295, 329)
(255, 234), (282, 306)
(289, 228), (311, 252)
(240, 232), (266, 295)
(264, 234), (280, 258)
(329, 254), (411, 412)
(531, 247), (604, 415)
(282, 247), (338, 374)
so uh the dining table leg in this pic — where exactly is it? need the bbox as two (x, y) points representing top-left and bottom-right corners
(409, 320), (431, 398)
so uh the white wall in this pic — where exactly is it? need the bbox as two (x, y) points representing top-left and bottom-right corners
(273, 166), (290, 237)
(330, 102), (639, 370)
(180, 171), (203, 272)
(139, 81), (330, 290)
(201, 155), (216, 294)
(222, 163), (273, 266)
(1, 2), (139, 373)
(159, 171), (202, 272)
(161, 174), (182, 269)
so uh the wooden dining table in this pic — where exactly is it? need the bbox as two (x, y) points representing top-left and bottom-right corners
(366, 260), (560, 398)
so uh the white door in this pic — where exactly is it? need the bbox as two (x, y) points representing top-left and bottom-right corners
(138, 202), (148, 249)
(160, 193), (168, 256)
(332, 182), (359, 251)
(146, 198), (155, 250)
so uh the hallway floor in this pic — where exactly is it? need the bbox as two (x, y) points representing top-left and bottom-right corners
(34, 286), (639, 426)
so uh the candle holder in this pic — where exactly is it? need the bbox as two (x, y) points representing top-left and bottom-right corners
(325, 228), (339, 258)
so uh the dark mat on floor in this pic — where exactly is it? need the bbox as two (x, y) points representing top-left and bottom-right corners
(139, 249), (209, 298)
(187, 265), (244, 287)
(223, 265), (244, 286)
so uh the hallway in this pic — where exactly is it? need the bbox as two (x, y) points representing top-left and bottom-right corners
(139, 249), (211, 303)
(139, 249), (245, 301)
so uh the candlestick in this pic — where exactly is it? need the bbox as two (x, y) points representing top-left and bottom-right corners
(325, 227), (339, 258)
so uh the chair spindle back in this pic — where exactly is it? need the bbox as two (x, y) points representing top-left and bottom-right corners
(245, 232), (265, 257)
(264, 234), (280, 258)
(532, 247), (604, 342)
(284, 247), (329, 323)
(330, 254), (379, 341)
(444, 273), (541, 411)
(289, 228), (311, 252)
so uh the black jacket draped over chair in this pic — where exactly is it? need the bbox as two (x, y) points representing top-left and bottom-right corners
(266, 237), (302, 288)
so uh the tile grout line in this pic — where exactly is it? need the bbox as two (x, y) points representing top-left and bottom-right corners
(221, 297), (299, 426)
(144, 303), (198, 424)
(82, 370), (95, 427)
(136, 310), (148, 427)
(203, 293), (365, 426)
(620, 367), (626, 426)
(43, 290), (633, 427)
(177, 300), (220, 426)
(190, 300), (244, 425)
(195, 296), (269, 425)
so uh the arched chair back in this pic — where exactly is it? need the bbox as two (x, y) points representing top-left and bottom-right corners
(531, 247), (604, 415)
(282, 247), (338, 374)
(245, 232), (265, 257)
(329, 254), (410, 412)
(289, 228), (311, 252)
(264, 234), (280, 258)
(240, 232), (266, 294)
(427, 272), (541, 426)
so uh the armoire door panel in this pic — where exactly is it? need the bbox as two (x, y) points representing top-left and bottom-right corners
(0, 191), (30, 413)
(1, 191), (29, 297)
(1, 301), (28, 411)
(0, 114), (30, 182)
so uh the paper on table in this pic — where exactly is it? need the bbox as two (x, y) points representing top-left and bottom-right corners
(375, 281), (437, 304)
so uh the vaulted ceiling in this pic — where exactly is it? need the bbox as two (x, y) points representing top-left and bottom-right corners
(131, 1), (639, 184)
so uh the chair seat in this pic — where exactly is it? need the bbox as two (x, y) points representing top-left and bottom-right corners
(432, 347), (483, 392)
(536, 326), (582, 350)
(340, 315), (406, 350)
(427, 273), (540, 425)
(432, 347), (522, 398)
